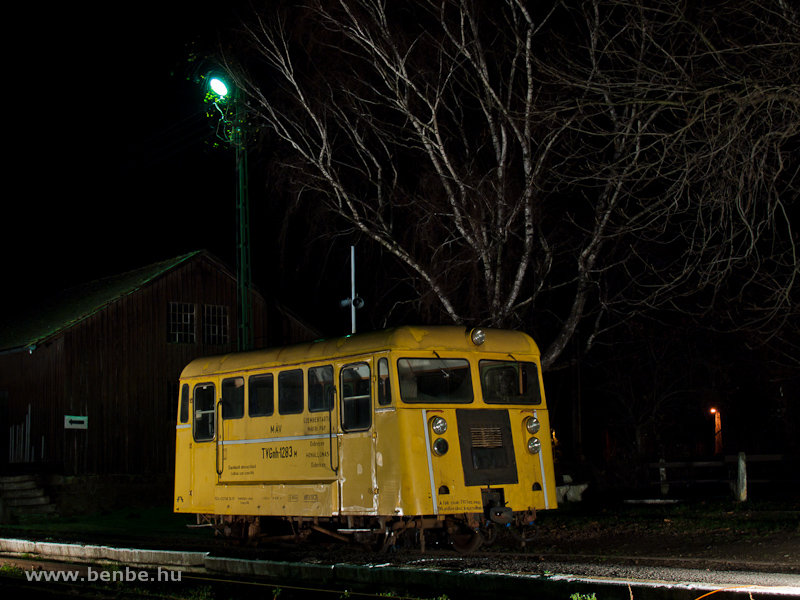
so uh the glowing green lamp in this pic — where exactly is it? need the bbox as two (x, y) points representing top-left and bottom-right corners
(209, 77), (229, 98)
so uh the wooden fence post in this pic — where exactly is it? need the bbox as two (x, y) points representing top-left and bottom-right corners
(659, 458), (669, 496)
(735, 452), (748, 502)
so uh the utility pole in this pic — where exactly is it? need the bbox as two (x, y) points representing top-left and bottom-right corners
(233, 93), (253, 351)
(339, 246), (364, 334)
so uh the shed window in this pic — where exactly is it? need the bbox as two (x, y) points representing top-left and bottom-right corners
(168, 302), (196, 344)
(203, 305), (229, 345)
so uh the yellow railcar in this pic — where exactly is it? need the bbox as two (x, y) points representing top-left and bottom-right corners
(174, 326), (557, 551)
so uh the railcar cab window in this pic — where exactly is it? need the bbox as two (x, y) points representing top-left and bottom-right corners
(341, 363), (371, 431)
(279, 369), (304, 414)
(179, 383), (190, 424)
(221, 377), (245, 419)
(193, 383), (215, 441)
(377, 358), (392, 406)
(309, 365), (334, 412)
(480, 360), (542, 405)
(397, 358), (473, 403)
(248, 373), (274, 417)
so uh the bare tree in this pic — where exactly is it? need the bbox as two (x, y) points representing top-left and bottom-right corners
(547, 0), (800, 356)
(220, 0), (799, 369)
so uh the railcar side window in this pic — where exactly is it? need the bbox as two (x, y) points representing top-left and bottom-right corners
(221, 377), (245, 419)
(397, 358), (473, 403)
(279, 369), (304, 414)
(249, 374), (274, 417)
(341, 363), (371, 431)
(377, 358), (392, 406)
(479, 360), (542, 405)
(193, 384), (215, 442)
(179, 383), (189, 423)
(308, 365), (334, 412)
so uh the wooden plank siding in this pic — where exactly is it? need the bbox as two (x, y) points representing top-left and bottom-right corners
(0, 338), (66, 468)
(0, 251), (312, 476)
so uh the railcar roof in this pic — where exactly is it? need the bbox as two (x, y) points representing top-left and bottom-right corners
(180, 325), (540, 378)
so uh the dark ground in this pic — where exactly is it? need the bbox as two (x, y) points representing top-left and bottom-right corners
(1, 497), (797, 574)
(528, 499), (799, 573)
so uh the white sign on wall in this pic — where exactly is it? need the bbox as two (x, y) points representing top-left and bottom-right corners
(64, 415), (88, 430)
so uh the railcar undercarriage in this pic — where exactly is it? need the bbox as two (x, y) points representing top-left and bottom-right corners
(195, 510), (538, 554)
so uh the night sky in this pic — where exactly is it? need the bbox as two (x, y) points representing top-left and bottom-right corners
(5, 2), (796, 459)
(5, 3), (304, 319)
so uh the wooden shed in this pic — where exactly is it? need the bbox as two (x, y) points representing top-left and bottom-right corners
(0, 250), (320, 478)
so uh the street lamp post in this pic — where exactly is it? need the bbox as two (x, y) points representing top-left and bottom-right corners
(710, 408), (722, 455)
(205, 75), (253, 351)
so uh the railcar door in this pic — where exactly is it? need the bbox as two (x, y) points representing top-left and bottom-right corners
(174, 384), (192, 512)
(338, 361), (377, 514)
(216, 376), (245, 482)
(190, 381), (217, 512)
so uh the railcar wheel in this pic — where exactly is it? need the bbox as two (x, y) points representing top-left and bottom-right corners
(449, 529), (483, 554)
(510, 522), (538, 543)
(366, 530), (395, 553)
(478, 523), (497, 546)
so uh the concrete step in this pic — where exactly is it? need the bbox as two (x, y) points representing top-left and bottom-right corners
(0, 480), (41, 492)
(10, 503), (58, 516)
(0, 474), (58, 520)
(2, 487), (47, 500)
(0, 475), (41, 484)
(6, 495), (52, 507)
(0, 476), (42, 492)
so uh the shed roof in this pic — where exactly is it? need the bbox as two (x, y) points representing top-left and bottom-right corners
(0, 250), (222, 353)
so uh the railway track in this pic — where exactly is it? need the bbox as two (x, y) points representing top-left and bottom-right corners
(0, 557), (345, 600)
(472, 549), (800, 573)
(1, 538), (798, 599)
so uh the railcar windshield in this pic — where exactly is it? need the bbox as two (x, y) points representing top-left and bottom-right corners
(479, 360), (542, 405)
(397, 358), (473, 403)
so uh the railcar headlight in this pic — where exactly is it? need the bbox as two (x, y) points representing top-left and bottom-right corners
(470, 328), (486, 345)
(432, 438), (449, 456)
(527, 437), (541, 454)
(430, 416), (448, 435)
(525, 416), (541, 434)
